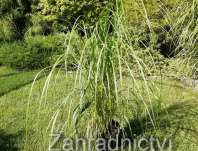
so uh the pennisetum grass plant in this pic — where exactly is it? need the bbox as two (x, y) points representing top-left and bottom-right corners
(24, 0), (180, 150)
(71, 0), (158, 138)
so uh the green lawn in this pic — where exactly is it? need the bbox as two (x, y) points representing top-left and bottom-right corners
(0, 66), (77, 151)
(0, 67), (45, 97)
(0, 66), (18, 77)
(0, 66), (198, 151)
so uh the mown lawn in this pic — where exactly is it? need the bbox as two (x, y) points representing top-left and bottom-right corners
(0, 66), (198, 151)
(0, 66), (77, 151)
(0, 66), (19, 78)
(0, 67), (45, 97)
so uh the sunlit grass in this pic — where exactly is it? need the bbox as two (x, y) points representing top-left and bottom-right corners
(0, 68), (198, 150)
(0, 67), (43, 96)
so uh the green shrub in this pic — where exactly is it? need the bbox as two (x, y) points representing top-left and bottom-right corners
(0, 0), (32, 40)
(25, 25), (44, 36)
(0, 42), (26, 68)
(0, 18), (14, 42)
(47, 31), (84, 71)
(0, 0), (17, 15)
(31, 0), (108, 33)
(1, 0), (109, 41)
(0, 34), (67, 69)
(0, 31), (84, 70)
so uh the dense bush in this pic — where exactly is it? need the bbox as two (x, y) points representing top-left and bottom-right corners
(0, 0), (109, 41)
(0, 0), (17, 15)
(0, 34), (66, 69)
(32, 0), (108, 33)
(0, 18), (14, 42)
(0, 0), (32, 39)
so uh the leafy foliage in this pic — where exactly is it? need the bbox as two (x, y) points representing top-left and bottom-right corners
(0, 34), (66, 69)
(0, 18), (14, 42)
(32, 0), (108, 32)
(0, 0), (108, 39)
